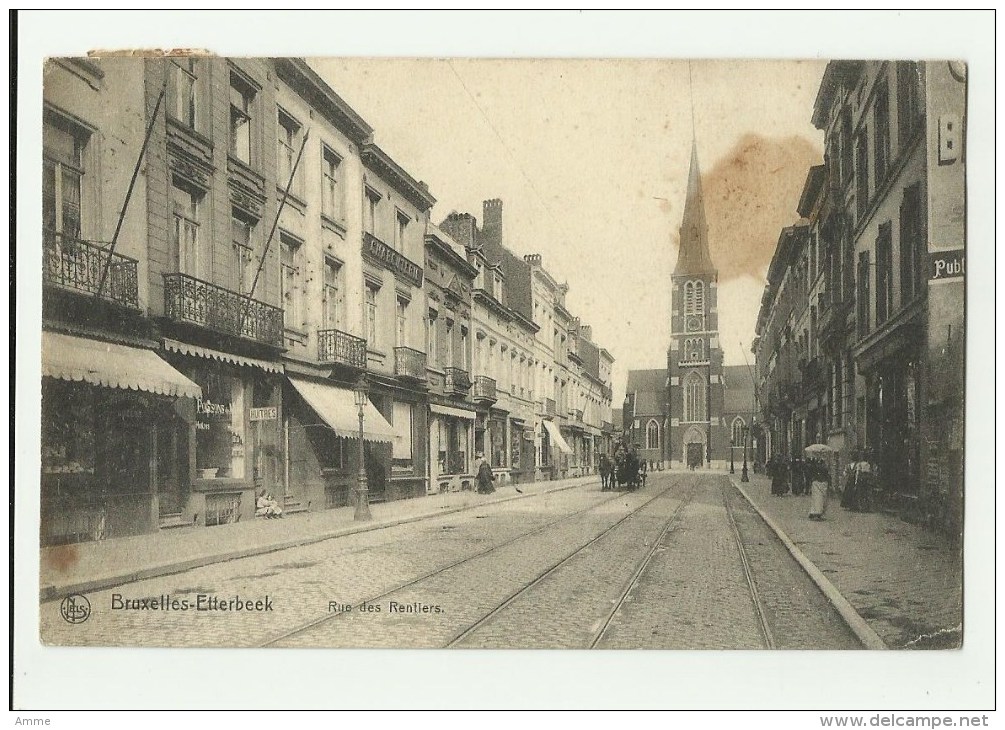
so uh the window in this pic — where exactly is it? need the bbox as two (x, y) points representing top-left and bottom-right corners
(459, 326), (468, 370)
(392, 401), (413, 463)
(832, 359), (844, 429)
(171, 181), (201, 276)
(875, 222), (893, 326)
(277, 109), (302, 195)
(684, 280), (704, 315)
(168, 58), (198, 130)
(855, 129), (869, 222)
(193, 368), (246, 480)
(229, 73), (255, 165)
(396, 297), (408, 348)
(897, 62), (922, 145)
(394, 210), (409, 252)
(900, 184), (923, 306)
(683, 372), (705, 423)
(280, 234), (303, 329)
(857, 251), (871, 338)
(365, 189), (380, 236)
(322, 257), (342, 329)
(731, 417), (746, 447)
(322, 145), (342, 220)
(366, 284), (379, 347)
(840, 111), (853, 188)
(445, 320), (454, 367)
(646, 420), (660, 450)
(874, 81), (890, 188)
(684, 338), (704, 361)
(427, 310), (438, 366)
(43, 114), (86, 240)
(232, 213), (255, 296)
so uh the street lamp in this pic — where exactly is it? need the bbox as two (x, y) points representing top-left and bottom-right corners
(741, 424), (750, 483)
(353, 374), (372, 521)
(730, 433), (735, 474)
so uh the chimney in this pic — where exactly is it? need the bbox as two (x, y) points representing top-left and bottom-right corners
(482, 199), (503, 255)
(581, 325), (592, 342)
(440, 212), (477, 249)
(523, 253), (542, 267)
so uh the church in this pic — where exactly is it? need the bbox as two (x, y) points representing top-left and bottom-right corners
(622, 141), (755, 469)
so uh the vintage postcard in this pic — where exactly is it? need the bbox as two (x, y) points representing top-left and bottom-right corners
(14, 9), (995, 714)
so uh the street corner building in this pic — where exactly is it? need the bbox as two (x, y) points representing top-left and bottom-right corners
(622, 140), (756, 471)
(752, 60), (966, 536)
(38, 56), (616, 550)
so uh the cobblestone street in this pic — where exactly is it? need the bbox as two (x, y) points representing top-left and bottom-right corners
(43, 472), (867, 650)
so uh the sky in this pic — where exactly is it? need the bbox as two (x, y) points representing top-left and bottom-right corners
(310, 58), (827, 403)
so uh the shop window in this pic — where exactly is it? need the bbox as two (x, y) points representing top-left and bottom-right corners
(43, 111), (87, 241)
(42, 381), (96, 477)
(251, 380), (280, 489)
(392, 401), (413, 465)
(194, 369), (246, 480)
(322, 145), (343, 221)
(229, 72), (255, 165)
(172, 180), (202, 277)
(277, 108), (303, 195)
(168, 58), (199, 131)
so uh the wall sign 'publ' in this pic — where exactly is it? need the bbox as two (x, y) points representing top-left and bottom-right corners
(930, 249), (965, 280)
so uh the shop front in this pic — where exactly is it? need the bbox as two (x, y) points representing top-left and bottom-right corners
(160, 341), (284, 526)
(428, 402), (476, 493)
(284, 375), (396, 510)
(541, 419), (573, 480)
(40, 332), (201, 545)
(508, 417), (536, 485)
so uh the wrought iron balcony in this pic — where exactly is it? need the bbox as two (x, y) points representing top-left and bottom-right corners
(394, 346), (427, 380)
(319, 328), (367, 369)
(43, 232), (139, 308)
(543, 398), (557, 417)
(444, 367), (472, 394)
(473, 375), (497, 403)
(362, 232), (423, 287)
(163, 273), (284, 347)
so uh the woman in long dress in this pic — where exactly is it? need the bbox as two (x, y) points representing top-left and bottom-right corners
(770, 455), (789, 496)
(808, 458), (830, 520)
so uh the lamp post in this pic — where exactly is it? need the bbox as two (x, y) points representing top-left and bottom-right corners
(730, 432), (735, 474)
(741, 424), (750, 482)
(353, 375), (372, 521)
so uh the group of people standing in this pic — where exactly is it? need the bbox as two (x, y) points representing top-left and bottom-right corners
(598, 443), (646, 492)
(765, 449), (878, 521)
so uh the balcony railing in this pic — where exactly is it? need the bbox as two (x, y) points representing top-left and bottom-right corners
(444, 367), (471, 394)
(362, 232), (423, 287)
(163, 273), (284, 348)
(543, 398), (557, 417)
(319, 328), (367, 369)
(43, 232), (139, 308)
(394, 346), (427, 380)
(473, 375), (497, 402)
(600, 384), (613, 401)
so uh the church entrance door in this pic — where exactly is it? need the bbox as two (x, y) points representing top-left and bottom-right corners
(686, 442), (703, 469)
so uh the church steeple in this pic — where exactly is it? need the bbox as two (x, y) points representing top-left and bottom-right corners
(673, 139), (716, 276)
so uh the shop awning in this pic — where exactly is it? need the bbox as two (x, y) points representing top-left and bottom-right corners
(163, 339), (284, 373)
(430, 403), (477, 420)
(542, 419), (574, 454)
(42, 332), (202, 399)
(288, 376), (394, 443)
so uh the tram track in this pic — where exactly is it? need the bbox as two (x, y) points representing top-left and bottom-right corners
(721, 480), (776, 649)
(258, 483), (643, 648)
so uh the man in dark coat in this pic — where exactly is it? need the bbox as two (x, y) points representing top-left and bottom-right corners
(476, 453), (495, 494)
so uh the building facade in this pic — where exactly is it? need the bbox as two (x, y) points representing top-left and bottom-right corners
(755, 61), (966, 535)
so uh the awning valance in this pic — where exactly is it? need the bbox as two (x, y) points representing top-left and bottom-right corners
(430, 403), (477, 420)
(288, 376), (394, 443)
(42, 332), (202, 399)
(163, 339), (284, 373)
(542, 419), (573, 454)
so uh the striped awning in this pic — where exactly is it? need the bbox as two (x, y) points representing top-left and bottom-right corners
(42, 332), (201, 399)
(288, 376), (394, 443)
(429, 403), (477, 420)
(163, 338), (284, 373)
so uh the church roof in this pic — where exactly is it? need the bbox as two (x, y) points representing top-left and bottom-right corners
(722, 365), (756, 414)
(625, 368), (667, 393)
(673, 139), (717, 277)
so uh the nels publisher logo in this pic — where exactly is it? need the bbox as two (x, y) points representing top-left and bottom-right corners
(60, 594), (91, 624)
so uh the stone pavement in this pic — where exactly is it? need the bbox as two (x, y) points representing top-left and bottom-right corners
(728, 470), (962, 649)
(40, 474), (597, 603)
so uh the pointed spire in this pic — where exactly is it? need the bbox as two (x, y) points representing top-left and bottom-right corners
(673, 138), (716, 276)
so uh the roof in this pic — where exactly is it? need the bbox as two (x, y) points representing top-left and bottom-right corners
(275, 59), (374, 145)
(625, 368), (667, 393)
(673, 140), (716, 277)
(722, 365), (756, 414)
(633, 390), (664, 416)
(361, 142), (437, 211)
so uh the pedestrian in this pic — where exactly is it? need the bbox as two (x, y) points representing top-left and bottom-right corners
(256, 489), (283, 519)
(476, 453), (495, 494)
(769, 455), (789, 496)
(854, 450), (875, 512)
(841, 450), (861, 510)
(808, 458), (830, 520)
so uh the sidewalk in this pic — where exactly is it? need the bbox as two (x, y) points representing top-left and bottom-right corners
(40, 475), (597, 603)
(729, 471), (962, 649)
